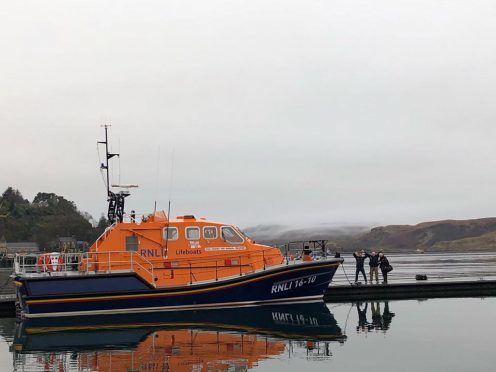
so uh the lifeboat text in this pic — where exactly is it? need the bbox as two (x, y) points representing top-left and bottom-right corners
(272, 312), (319, 326)
(176, 249), (201, 255)
(270, 275), (317, 294)
(140, 248), (168, 258)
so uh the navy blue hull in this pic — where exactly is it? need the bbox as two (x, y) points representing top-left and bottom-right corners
(17, 260), (342, 317)
(16, 302), (346, 352)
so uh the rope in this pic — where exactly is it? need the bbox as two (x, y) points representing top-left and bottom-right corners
(342, 303), (353, 336)
(340, 262), (354, 286)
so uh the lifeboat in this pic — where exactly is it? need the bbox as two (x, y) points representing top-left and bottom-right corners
(12, 128), (343, 318)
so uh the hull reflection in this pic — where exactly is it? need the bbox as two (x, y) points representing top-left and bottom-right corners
(13, 303), (346, 371)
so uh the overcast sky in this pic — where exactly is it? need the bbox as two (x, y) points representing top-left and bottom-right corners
(1, 0), (496, 228)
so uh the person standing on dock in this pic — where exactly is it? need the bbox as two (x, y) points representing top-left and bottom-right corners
(353, 250), (367, 284)
(366, 251), (380, 284)
(379, 252), (392, 284)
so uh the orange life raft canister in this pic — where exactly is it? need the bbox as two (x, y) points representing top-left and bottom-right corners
(37, 253), (64, 272)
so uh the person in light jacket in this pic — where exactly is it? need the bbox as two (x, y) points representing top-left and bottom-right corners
(365, 250), (380, 284)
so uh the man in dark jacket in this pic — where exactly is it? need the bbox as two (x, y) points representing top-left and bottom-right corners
(353, 250), (367, 284)
(366, 251), (380, 284)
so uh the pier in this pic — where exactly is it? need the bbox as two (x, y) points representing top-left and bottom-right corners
(324, 280), (496, 302)
(325, 252), (496, 300)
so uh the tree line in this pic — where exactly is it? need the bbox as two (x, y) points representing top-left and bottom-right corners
(0, 187), (108, 250)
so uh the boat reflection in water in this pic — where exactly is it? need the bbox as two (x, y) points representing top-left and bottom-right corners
(13, 303), (346, 371)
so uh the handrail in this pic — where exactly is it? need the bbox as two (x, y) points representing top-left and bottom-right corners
(130, 251), (155, 287)
(13, 252), (89, 275)
(12, 247), (333, 286)
(13, 248), (283, 271)
(12, 250), (155, 278)
(95, 222), (118, 251)
(12, 249), (283, 281)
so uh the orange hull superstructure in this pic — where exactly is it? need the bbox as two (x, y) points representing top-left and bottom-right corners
(76, 329), (285, 372)
(82, 212), (285, 287)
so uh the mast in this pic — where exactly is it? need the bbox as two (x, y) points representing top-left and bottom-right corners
(98, 125), (125, 223)
(98, 125), (118, 198)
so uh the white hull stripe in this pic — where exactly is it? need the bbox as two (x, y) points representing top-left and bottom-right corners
(24, 295), (323, 318)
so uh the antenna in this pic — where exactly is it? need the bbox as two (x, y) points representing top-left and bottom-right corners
(168, 148), (175, 209)
(118, 137), (121, 186)
(164, 148), (175, 255)
(154, 146), (161, 213)
(164, 199), (172, 257)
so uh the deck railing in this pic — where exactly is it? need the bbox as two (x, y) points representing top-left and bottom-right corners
(13, 251), (156, 287)
(94, 222), (117, 251)
(13, 248), (338, 287)
(149, 249), (291, 285)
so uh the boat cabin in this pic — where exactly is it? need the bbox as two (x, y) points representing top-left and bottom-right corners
(16, 212), (285, 288)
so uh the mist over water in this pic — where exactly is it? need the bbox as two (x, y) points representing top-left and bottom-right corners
(244, 223), (370, 244)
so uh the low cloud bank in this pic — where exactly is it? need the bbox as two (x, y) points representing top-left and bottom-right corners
(243, 223), (369, 245)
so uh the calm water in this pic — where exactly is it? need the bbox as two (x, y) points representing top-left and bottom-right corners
(1, 253), (496, 371)
(0, 297), (494, 371)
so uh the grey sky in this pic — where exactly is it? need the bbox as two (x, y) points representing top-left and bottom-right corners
(1, 0), (496, 228)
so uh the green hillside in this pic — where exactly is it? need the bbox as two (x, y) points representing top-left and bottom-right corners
(0, 187), (107, 250)
(346, 218), (496, 252)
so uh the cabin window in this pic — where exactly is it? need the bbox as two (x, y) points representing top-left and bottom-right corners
(126, 236), (139, 251)
(203, 226), (217, 240)
(186, 227), (200, 240)
(221, 226), (244, 244)
(163, 227), (178, 241)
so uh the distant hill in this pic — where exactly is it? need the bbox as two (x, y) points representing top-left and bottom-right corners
(243, 224), (369, 247)
(3, 185), (496, 253)
(348, 218), (496, 252)
(431, 230), (496, 251)
(0, 187), (107, 250)
(245, 218), (496, 253)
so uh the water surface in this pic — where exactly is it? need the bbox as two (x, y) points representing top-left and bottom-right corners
(0, 297), (494, 371)
(1, 253), (496, 371)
